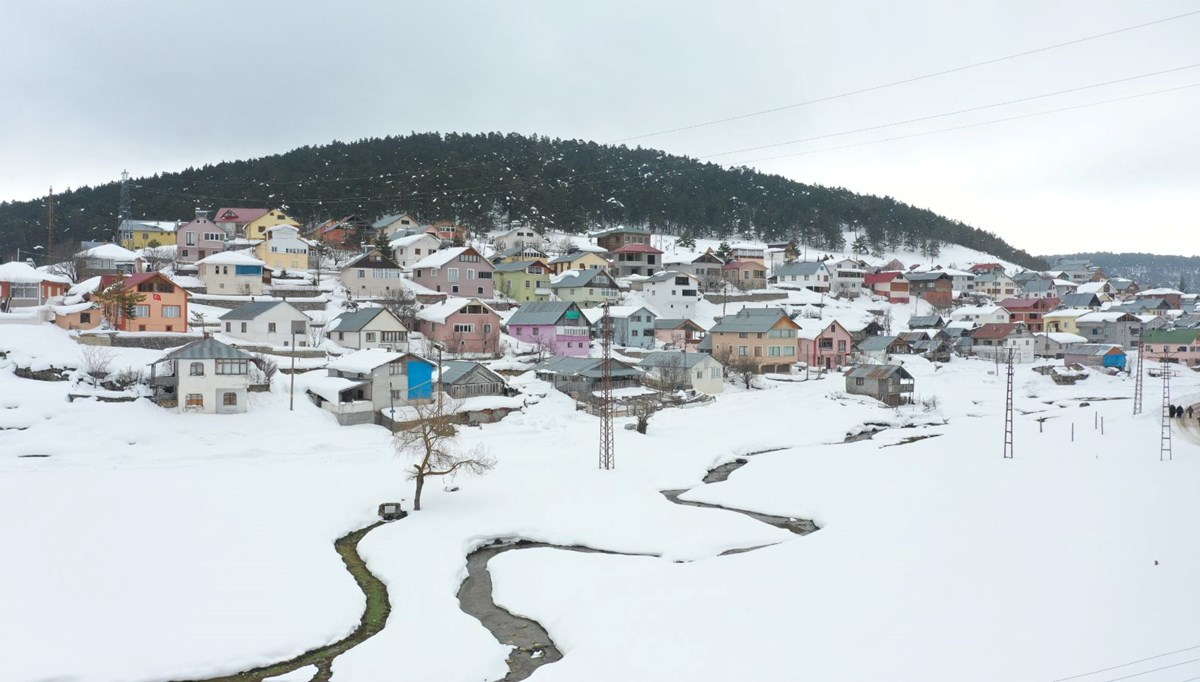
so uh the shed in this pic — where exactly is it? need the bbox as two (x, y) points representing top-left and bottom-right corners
(845, 364), (915, 406)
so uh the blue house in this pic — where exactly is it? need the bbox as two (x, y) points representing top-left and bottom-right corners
(586, 305), (657, 348)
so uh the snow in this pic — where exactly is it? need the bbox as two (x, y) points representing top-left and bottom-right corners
(1037, 332), (1088, 344)
(4, 305), (1200, 682)
(77, 243), (140, 261)
(195, 251), (266, 266)
(416, 297), (494, 325)
(304, 374), (366, 402)
(326, 349), (405, 375)
(0, 260), (71, 284)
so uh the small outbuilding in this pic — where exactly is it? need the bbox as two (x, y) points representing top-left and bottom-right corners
(1062, 344), (1127, 370)
(845, 364), (915, 406)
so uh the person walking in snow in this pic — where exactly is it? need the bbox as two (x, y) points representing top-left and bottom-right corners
(1189, 406), (1195, 419)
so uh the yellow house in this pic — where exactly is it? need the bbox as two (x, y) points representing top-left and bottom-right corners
(245, 210), (301, 241)
(254, 225), (310, 272)
(547, 250), (610, 275)
(118, 220), (179, 249)
(1042, 308), (1091, 335)
(492, 260), (552, 303)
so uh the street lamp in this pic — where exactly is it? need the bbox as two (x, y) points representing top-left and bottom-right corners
(290, 319), (306, 410)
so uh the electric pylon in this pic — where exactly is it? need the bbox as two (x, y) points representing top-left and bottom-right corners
(598, 303), (615, 470)
(1160, 356), (1173, 462)
(1133, 335), (1144, 415)
(1003, 346), (1014, 459)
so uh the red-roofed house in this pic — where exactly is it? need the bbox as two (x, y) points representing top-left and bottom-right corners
(611, 243), (663, 277)
(969, 263), (1006, 275)
(721, 259), (768, 290)
(424, 220), (468, 244)
(214, 208), (270, 237)
(105, 272), (189, 332)
(864, 272), (910, 303)
(0, 261), (70, 310)
(998, 297), (1059, 333)
(970, 322), (1035, 362)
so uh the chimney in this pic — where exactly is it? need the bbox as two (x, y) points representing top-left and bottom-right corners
(195, 208), (209, 221)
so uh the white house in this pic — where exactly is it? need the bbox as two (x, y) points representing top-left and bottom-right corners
(196, 251), (267, 296)
(639, 271), (701, 318)
(830, 259), (867, 297)
(373, 213), (421, 239)
(255, 225), (310, 272)
(949, 304), (1011, 325)
(493, 226), (544, 252)
(341, 249), (406, 300)
(326, 306), (410, 350)
(149, 337), (253, 414)
(219, 301), (312, 346)
(776, 261), (831, 292)
(640, 351), (723, 394)
(390, 232), (443, 269)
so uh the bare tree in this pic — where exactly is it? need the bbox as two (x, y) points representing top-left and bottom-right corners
(549, 236), (578, 255)
(630, 395), (662, 434)
(531, 334), (558, 362)
(142, 246), (177, 272)
(79, 346), (116, 387)
(654, 353), (689, 391)
(251, 354), (278, 386)
(393, 399), (495, 511)
(729, 355), (759, 389)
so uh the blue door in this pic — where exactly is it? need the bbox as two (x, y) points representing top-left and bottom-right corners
(1104, 353), (1127, 370)
(408, 360), (434, 400)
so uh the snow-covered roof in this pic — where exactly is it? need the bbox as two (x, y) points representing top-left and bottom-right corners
(68, 276), (103, 297)
(77, 243), (140, 261)
(410, 246), (469, 270)
(0, 261), (71, 284)
(1075, 282), (1108, 294)
(327, 349), (406, 374)
(1139, 287), (1183, 296)
(1035, 332), (1088, 344)
(416, 297), (496, 325)
(1043, 308), (1093, 319)
(390, 233), (439, 249)
(196, 251), (265, 266)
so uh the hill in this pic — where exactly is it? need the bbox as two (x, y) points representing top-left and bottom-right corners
(0, 131), (1045, 269)
(1043, 252), (1198, 289)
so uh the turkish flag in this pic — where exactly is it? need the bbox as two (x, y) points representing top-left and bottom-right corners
(153, 294), (162, 301)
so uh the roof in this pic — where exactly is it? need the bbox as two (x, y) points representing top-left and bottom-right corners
(1043, 308), (1093, 319)
(1076, 311), (1139, 323)
(593, 226), (650, 238)
(327, 349), (408, 374)
(438, 360), (505, 386)
(777, 261), (826, 276)
(1139, 288), (1183, 296)
(999, 298), (1056, 310)
(534, 356), (641, 379)
(508, 301), (577, 326)
(410, 246), (473, 269)
(344, 250), (402, 271)
(496, 245), (546, 258)
(846, 364), (912, 380)
(160, 337), (253, 361)
(972, 323), (1020, 340)
(969, 263), (1004, 272)
(549, 251), (605, 264)
(907, 315), (944, 327)
(1035, 332), (1088, 344)
(390, 232), (439, 249)
(905, 272), (951, 282)
(640, 351), (714, 369)
(611, 243), (663, 255)
(214, 208), (271, 224)
(196, 251), (265, 266)
(416, 298), (497, 325)
(654, 318), (704, 331)
(709, 308), (795, 333)
(1144, 329), (1200, 344)
(492, 259), (548, 273)
(0, 261), (71, 284)
(1060, 293), (1101, 307)
(372, 213), (417, 229)
(120, 219), (178, 234)
(864, 271), (905, 285)
(120, 272), (177, 291)
(643, 271), (696, 283)
(327, 307), (394, 332)
(857, 335), (903, 351)
(78, 243), (140, 261)
(219, 301), (308, 321)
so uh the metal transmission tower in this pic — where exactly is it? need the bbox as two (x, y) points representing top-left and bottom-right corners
(1003, 347), (1014, 459)
(598, 303), (615, 470)
(1132, 335), (1145, 415)
(47, 186), (56, 250)
(117, 170), (132, 240)
(1160, 356), (1173, 462)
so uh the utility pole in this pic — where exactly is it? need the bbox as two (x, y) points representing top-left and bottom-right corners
(47, 186), (55, 251)
(118, 170), (133, 242)
(1132, 328), (1145, 415)
(1003, 346), (1014, 459)
(1160, 355), (1173, 462)
(289, 320), (305, 411)
(599, 302), (615, 470)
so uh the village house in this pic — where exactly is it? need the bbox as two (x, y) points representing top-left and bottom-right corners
(971, 322), (1035, 362)
(1062, 344), (1128, 371)
(663, 250), (726, 290)
(1109, 278), (1139, 299)
(864, 271), (910, 303)
(506, 301), (591, 357)
(373, 213), (421, 239)
(640, 351), (724, 395)
(775, 261), (831, 292)
(1135, 288), (1184, 310)
(708, 308), (800, 374)
(534, 356), (644, 395)
(610, 243), (663, 278)
(491, 260), (553, 303)
(722, 259), (768, 290)
(196, 251), (267, 296)
(829, 259), (867, 297)
(969, 263), (1007, 276)
(149, 337), (253, 414)
(1060, 292), (1104, 310)
(307, 350), (436, 425)
(547, 250), (611, 275)
(797, 319), (856, 371)
(176, 210), (226, 263)
(931, 267), (976, 294)
(389, 232), (443, 269)
(493, 226), (544, 252)
(0, 261), (71, 310)
(1141, 329), (1200, 368)
(1032, 332), (1088, 359)
(97, 272), (189, 332)
(588, 305), (657, 349)
(219, 301), (311, 347)
(438, 360), (512, 400)
(326, 307), (409, 350)
(638, 271), (701, 318)
(856, 335), (913, 364)
(214, 208), (269, 238)
(549, 268), (620, 308)
(341, 249), (406, 300)
(907, 315), (946, 330)
(423, 220), (469, 244)
(654, 318), (706, 351)
(845, 364), (915, 406)
(416, 297), (501, 355)
(972, 272), (1018, 300)
(1074, 311), (1142, 347)
(905, 272), (954, 309)
(1021, 278), (1074, 300)
(76, 243), (144, 276)
(409, 246), (495, 298)
(493, 245), (548, 264)
(998, 297), (1059, 333)
(254, 225), (310, 273)
(1042, 309), (1092, 335)
(1110, 298), (1172, 316)
(243, 210), (301, 241)
(594, 226), (652, 252)
(311, 216), (360, 249)
(118, 219), (179, 249)
(950, 305), (1011, 326)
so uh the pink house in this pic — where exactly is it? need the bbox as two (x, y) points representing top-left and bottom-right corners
(416, 298), (501, 355)
(797, 319), (856, 370)
(409, 246), (494, 298)
(506, 301), (591, 357)
(176, 210), (228, 263)
(1143, 329), (1200, 368)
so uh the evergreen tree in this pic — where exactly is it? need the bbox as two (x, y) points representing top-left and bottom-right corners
(851, 235), (869, 255)
(93, 282), (144, 328)
(715, 241), (733, 261)
(677, 232), (696, 250)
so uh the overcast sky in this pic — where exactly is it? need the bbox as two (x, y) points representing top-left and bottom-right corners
(2, 0), (1197, 256)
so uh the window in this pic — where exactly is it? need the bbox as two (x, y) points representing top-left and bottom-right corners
(855, 378), (865, 386)
(837, 340), (846, 352)
(381, 331), (405, 342)
(711, 367), (720, 379)
(357, 269), (366, 279)
(222, 392), (238, 406)
(390, 389), (404, 400)
(478, 271), (491, 279)
(738, 332), (748, 339)
(389, 361), (404, 375)
(268, 323), (277, 333)
(162, 305), (181, 318)
(216, 359), (248, 375)
(365, 332), (376, 342)
(190, 362), (205, 376)
(11, 283), (38, 299)
(454, 323), (475, 333)
(80, 312), (91, 323)
(185, 394), (204, 408)
(738, 346), (749, 356)
(531, 327), (540, 336)
(477, 287), (484, 295)
(483, 324), (492, 334)
(468, 269), (476, 280)
(452, 285), (460, 293)
(240, 322), (248, 333)
(447, 268), (460, 282)
(134, 305), (150, 318)
(631, 330), (639, 337)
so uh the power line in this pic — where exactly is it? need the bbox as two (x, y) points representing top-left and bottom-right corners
(1047, 644), (1200, 682)
(615, 8), (1200, 143)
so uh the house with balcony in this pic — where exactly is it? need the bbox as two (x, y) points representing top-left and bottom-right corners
(654, 318), (707, 352)
(219, 301), (312, 347)
(969, 263), (1007, 276)
(492, 260), (553, 303)
(341, 249), (406, 300)
(416, 297), (501, 355)
(0, 261), (71, 310)
(1042, 308), (1092, 335)
(905, 272), (954, 309)
(549, 268), (620, 308)
(423, 220), (469, 244)
(640, 351), (724, 394)
(196, 251), (267, 296)
(244, 209), (301, 241)
(830, 259), (868, 297)
(214, 208), (270, 238)
(708, 308), (801, 374)
(493, 245), (548, 264)
(409, 246), (495, 298)
(1142, 329), (1200, 368)
(1074, 311), (1143, 347)
(506, 300), (591, 356)
(176, 210), (227, 263)
(389, 232), (443, 269)
(639, 271), (701, 318)
(148, 337), (253, 414)
(493, 227), (545, 252)
(776, 261), (831, 292)
(973, 272), (1018, 300)
(610, 243), (663, 278)
(306, 349), (436, 425)
(970, 322), (1035, 362)
(662, 250), (726, 291)
(373, 213), (421, 239)
(254, 225), (309, 273)
(845, 364), (915, 406)
(326, 307), (409, 350)
(588, 305), (657, 349)
(547, 250), (610, 275)
(594, 226), (651, 252)
(797, 319), (856, 371)
(100, 272), (188, 332)
(999, 297), (1060, 333)
(722, 259), (767, 290)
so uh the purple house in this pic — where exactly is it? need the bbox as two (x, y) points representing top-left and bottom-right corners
(506, 301), (591, 356)
(177, 210), (229, 263)
(409, 246), (494, 298)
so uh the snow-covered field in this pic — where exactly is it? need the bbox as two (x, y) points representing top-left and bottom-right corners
(3, 322), (1200, 682)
